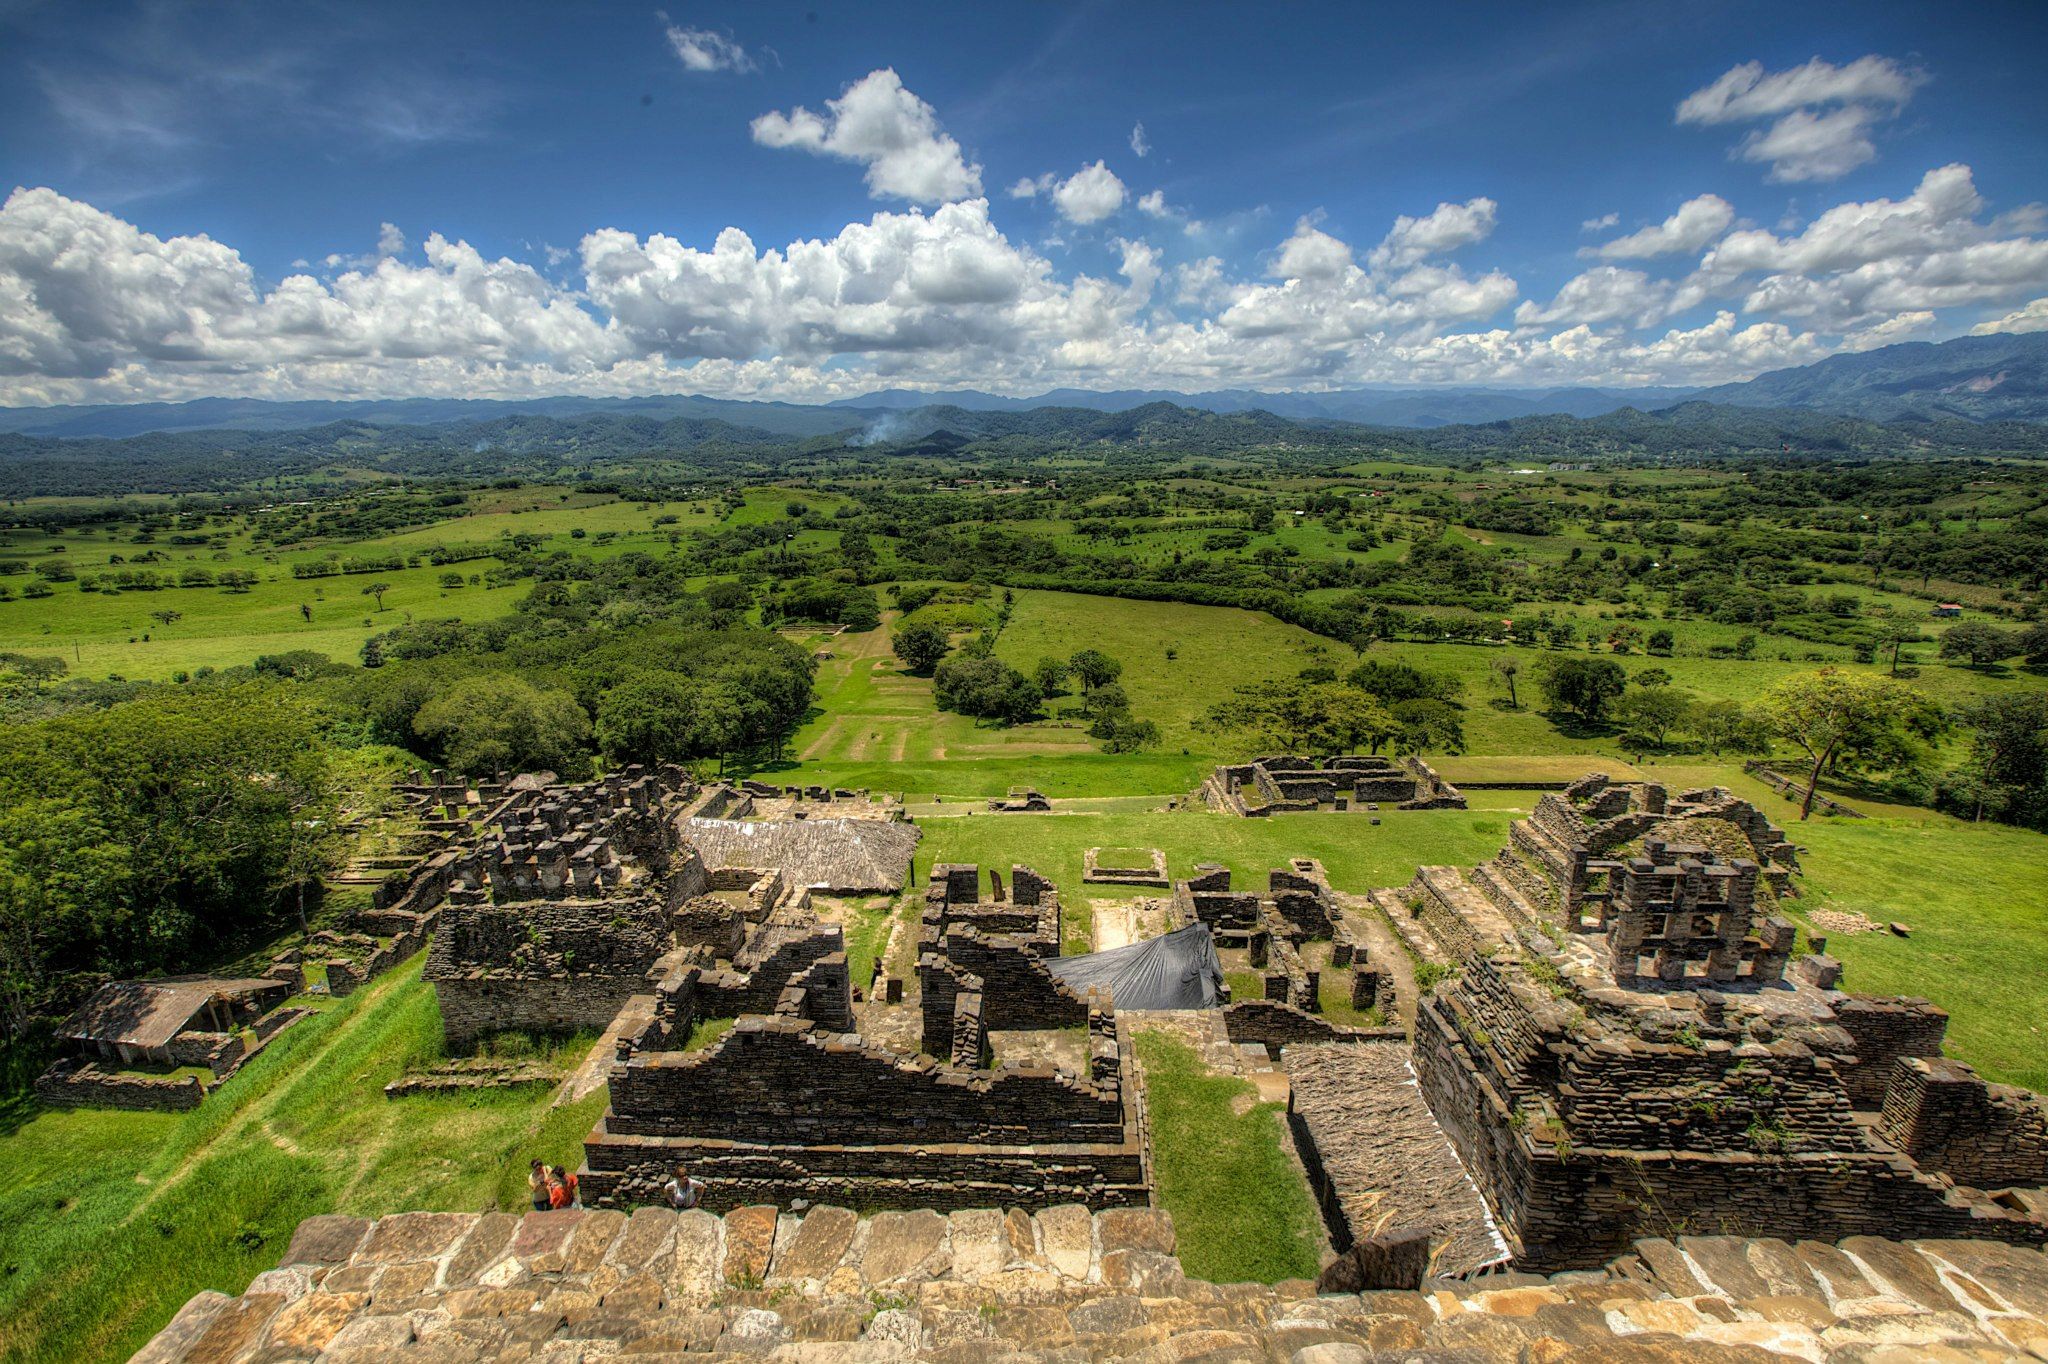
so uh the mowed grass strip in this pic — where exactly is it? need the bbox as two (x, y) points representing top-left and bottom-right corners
(1135, 1031), (1322, 1284)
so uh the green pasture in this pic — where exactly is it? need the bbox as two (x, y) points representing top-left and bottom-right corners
(1786, 816), (2048, 1094)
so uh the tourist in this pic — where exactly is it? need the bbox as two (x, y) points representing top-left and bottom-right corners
(663, 1163), (706, 1211)
(527, 1160), (550, 1212)
(547, 1164), (579, 1209)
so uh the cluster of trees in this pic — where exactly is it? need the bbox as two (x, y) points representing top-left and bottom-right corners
(0, 684), (352, 1048)
(1198, 658), (1468, 758)
(897, 620), (1161, 751)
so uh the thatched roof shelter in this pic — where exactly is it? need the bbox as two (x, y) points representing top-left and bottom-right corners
(684, 816), (921, 893)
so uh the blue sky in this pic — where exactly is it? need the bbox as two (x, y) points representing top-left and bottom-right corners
(2, 0), (2046, 404)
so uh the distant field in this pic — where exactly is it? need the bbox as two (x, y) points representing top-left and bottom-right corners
(788, 588), (1340, 787)
(0, 486), (828, 677)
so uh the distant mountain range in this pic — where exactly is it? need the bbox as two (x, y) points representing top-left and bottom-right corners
(825, 384), (1700, 426)
(1689, 331), (2048, 422)
(0, 329), (2043, 441)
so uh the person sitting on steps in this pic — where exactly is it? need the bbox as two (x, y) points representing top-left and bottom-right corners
(663, 1162), (706, 1211)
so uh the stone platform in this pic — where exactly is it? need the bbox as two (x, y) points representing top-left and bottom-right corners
(134, 1205), (2048, 1361)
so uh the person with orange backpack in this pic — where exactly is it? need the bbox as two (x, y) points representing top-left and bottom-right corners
(546, 1164), (579, 1209)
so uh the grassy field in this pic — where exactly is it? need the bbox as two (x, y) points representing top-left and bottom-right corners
(1786, 816), (2048, 1093)
(0, 957), (603, 1364)
(1134, 1031), (1322, 1284)
(912, 803), (1519, 903)
(0, 486), (836, 678)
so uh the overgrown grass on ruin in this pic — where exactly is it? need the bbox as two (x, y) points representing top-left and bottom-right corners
(1134, 1031), (1322, 1284)
(0, 956), (604, 1364)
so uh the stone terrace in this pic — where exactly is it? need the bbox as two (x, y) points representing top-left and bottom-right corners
(135, 1205), (2048, 1362)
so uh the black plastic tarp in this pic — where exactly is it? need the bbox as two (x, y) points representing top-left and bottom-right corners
(1043, 923), (1226, 1011)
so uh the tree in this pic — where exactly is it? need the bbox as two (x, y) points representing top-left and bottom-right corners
(1069, 648), (1122, 691)
(1390, 698), (1465, 755)
(891, 622), (950, 675)
(1348, 659), (1461, 705)
(1033, 657), (1070, 697)
(0, 652), (67, 695)
(1535, 656), (1627, 723)
(1098, 717), (1161, 753)
(1871, 614), (1924, 675)
(1684, 699), (1767, 757)
(1647, 628), (1674, 655)
(1938, 621), (2019, 669)
(1490, 656), (1520, 709)
(412, 674), (592, 777)
(932, 656), (1041, 725)
(1081, 682), (1128, 719)
(1757, 668), (1919, 820)
(363, 581), (392, 611)
(1199, 679), (1395, 755)
(595, 675), (703, 767)
(1612, 686), (1692, 750)
(150, 609), (183, 629)
(1946, 692), (2048, 828)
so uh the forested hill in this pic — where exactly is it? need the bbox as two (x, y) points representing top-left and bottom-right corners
(4, 398), (2048, 497)
(1385, 400), (2048, 460)
(1689, 330), (2048, 422)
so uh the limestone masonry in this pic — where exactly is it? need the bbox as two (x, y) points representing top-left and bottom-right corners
(135, 1204), (2048, 1362)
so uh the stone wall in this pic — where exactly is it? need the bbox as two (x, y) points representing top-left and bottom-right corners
(1832, 994), (1950, 1109)
(434, 975), (648, 1050)
(1879, 1056), (2048, 1190)
(1220, 1000), (1401, 1052)
(34, 1057), (205, 1111)
(137, 1203), (2048, 1364)
(919, 927), (1088, 1052)
(1413, 993), (2048, 1268)
(583, 1011), (1144, 1213)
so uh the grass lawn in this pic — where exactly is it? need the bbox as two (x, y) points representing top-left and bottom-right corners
(1787, 816), (2048, 1093)
(1134, 1031), (1322, 1284)
(0, 956), (604, 1364)
(913, 804), (1516, 904)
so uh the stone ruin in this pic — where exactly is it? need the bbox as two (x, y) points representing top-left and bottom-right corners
(577, 862), (1147, 1215)
(1169, 859), (1397, 1023)
(37, 976), (310, 1112)
(1367, 774), (2048, 1269)
(986, 787), (1052, 813)
(422, 766), (708, 1048)
(1202, 754), (1466, 815)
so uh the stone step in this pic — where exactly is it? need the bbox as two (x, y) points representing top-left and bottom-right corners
(131, 1208), (2048, 1363)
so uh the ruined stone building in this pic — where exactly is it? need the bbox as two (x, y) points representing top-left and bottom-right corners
(578, 862), (1147, 1215)
(1372, 774), (2048, 1269)
(421, 766), (710, 1047)
(1203, 754), (1465, 815)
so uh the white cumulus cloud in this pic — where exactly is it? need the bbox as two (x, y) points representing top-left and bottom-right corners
(1051, 161), (1126, 224)
(751, 68), (980, 204)
(1369, 197), (1498, 271)
(1590, 195), (1735, 260)
(1973, 297), (2048, 335)
(1677, 55), (1926, 182)
(1130, 122), (1150, 157)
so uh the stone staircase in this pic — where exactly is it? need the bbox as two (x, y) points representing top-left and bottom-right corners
(133, 1205), (2048, 1361)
